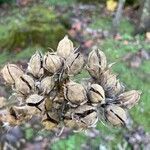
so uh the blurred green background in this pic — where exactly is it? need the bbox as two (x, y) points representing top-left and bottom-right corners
(0, 0), (149, 149)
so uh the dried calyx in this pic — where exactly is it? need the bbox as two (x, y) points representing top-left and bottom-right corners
(0, 35), (141, 131)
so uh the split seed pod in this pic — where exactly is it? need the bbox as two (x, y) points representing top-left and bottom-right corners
(64, 81), (87, 106)
(105, 105), (127, 126)
(65, 51), (85, 76)
(57, 35), (74, 59)
(116, 90), (141, 109)
(40, 76), (55, 94)
(43, 52), (63, 74)
(89, 84), (105, 105)
(15, 75), (34, 95)
(65, 105), (98, 128)
(1, 64), (24, 84)
(100, 69), (117, 91)
(87, 49), (107, 79)
(27, 51), (44, 78)
(26, 94), (44, 106)
(74, 105), (98, 127)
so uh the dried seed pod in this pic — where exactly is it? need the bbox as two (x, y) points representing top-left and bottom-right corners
(74, 105), (98, 127)
(65, 105), (98, 128)
(57, 35), (74, 59)
(87, 49), (107, 79)
(88, 84), (105, 105)
(116, 90), (141, 109)
(26, 94), (44, 106)
(64, 118), (87, 131)
(100, 69), (117, 91)
(1, 64), (24, 84)
(40, 76), (55, 94)
(105, 105), (127, 126)
(43, 52), (63, 74)
(14, 75), (34, 95)
(65, 51), (85, 76)
(47, 110), (60, 123)
(27, 51), (44, 78)
(64, 81), (87, 106)
(106, 80), (125, 98)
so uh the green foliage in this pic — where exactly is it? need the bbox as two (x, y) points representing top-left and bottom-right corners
(25, 128), (34, 140)
(90, 17), (134, 35)
(51, 134), (86, 150)
(0, 5), (67, 51)
(0, 0), (15, 5)
(46, 0), (76, 6)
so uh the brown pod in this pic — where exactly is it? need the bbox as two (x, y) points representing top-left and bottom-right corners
(87, 49), (107, 79)
(57, 35), (74, 59)
(105, 105), (127, 126)
(40, 76), (55, 94)
(64, 81), (87, 106)
(116, 90), (141, 109)
(65, 51), (85, 76)
(27, 51), (44, 78)
(89, 84), (105, 105)
(14, 74), (34, 95)
(43, 52), (63, 74)
(1, 64), (24, 84)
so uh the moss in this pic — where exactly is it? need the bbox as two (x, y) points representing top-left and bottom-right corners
(0, 6), (67, 51)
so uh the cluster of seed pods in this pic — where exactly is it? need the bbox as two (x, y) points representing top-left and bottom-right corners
(0, 36), (141, 131)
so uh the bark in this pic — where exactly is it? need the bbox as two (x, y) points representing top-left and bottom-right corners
(134, 0), (150, 34)
(112, 0), (126, 36)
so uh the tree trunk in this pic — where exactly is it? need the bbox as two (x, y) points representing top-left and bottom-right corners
(134, 0), (150, 34)
(112, 0), (126, 36)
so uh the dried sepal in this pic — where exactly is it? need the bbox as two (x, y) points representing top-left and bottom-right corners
(40, 76), (55, 94)
(88, 84), (105, 105)
(64, 81), (87, 106)
(57, 35), (74, 59)
(1, 64), (24, 84)
(65, 51), (85, 76)
(104, 105), (127, 126)
(115, 90), (141, 109)
(43, 52), (63, 74)
(27, 51), (44, 78)
(87, 49), (107, 79)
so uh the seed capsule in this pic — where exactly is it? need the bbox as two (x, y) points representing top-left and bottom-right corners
(106, 80), (125, 98)
(1, 64), (24, 84)
(14, 74), (34, 95)
(27, 51), (44, 78)
(26, 94), (44, 106)
(40, 76), (55, 94)
(100, 69), (117, 91)
(65, 105), (98, 129)
(87, 49), (107, 79)
(57, 35), (74, 59)
(89, 84), (105, 105)
(64, 81), (87, 106)
(65, 51), (85, 76)
(43, 52), (63, 74)
(105, 105), (127, 126)
(116, 90), (141, 109)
